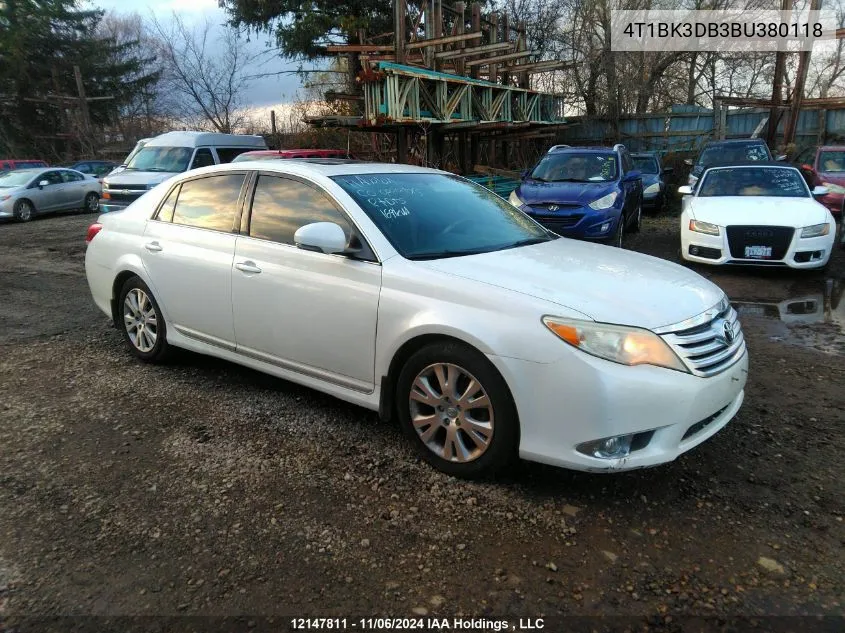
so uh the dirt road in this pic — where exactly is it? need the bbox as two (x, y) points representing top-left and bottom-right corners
(0, 211), (843, 630)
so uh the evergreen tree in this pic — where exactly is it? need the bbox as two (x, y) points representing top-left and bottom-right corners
(0, 0), (160, 157)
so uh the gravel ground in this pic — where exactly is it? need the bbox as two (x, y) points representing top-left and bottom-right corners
(0, 209), (844, 630)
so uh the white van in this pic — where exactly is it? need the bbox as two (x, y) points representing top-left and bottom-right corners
(101, 131), (267, 212)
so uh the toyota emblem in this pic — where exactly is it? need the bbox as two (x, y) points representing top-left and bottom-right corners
(723, 321), (735, 343)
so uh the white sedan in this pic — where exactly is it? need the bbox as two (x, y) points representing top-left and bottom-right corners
(84, 161), (747, 478)
(680, 163), (836, 269)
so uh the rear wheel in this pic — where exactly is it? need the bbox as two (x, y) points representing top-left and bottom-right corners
(13, 199), (34, 222)
(83, 192), (99, 213)
(396, 341), (518, 478)
(117, 276), (171, 362)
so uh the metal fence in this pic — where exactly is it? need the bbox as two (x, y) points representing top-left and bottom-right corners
(555, 104), (845, 156)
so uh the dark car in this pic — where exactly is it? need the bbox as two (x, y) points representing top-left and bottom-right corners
(68, 160), (118, 182)
(631, 152), (672, 212)
(508, 144), (643, 247)
(685, 138), (780, 187)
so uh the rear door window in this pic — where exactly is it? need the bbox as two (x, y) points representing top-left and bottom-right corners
(215, 148), (252, 163)
(190, 148), (215, 169)
(171, 174), (245, 231)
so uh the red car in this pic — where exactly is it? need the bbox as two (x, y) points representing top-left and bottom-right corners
(799, 145), (845, 217)
(232, 149), (354, 162)
(0, 158), (48, 171)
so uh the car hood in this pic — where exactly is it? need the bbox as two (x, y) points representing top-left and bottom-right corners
(689, 196), (829, 228)
(418, 239), (724, 330)
(104, 170), (180, 187)
(516, 180), (616, 206)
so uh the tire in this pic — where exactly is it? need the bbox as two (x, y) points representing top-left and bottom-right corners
(630, 201), (642, 233)
(396, 341), (519, 479)
(13, 199), (34, 222)
(612, 215), (624, 248)
(83, 192), (99, 213)
(116, 276), (171, 363)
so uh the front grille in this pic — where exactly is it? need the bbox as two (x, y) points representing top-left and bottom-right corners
(536, 215), (584, 234)
(658, 299), (746, 377)
(107, 192), (143, 203)
(726, 225), (794, 260)
(530, 202), (581, 212)
(107, 183), (148, 191)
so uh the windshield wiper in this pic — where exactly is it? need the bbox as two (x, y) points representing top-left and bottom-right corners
(548, 177), (591, 183)
(407, 247), (493, 261)
(506, 237), (555, 249)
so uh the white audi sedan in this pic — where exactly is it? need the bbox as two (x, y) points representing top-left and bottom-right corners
(679, 163), (836, 269)
(85, 161), (747, 478)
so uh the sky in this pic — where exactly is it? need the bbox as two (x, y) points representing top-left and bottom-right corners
(87, 0), (305, 107)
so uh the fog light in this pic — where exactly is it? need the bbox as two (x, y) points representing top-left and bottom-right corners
(690, 246), (700, 255)
(577, 434), (634, 459)
(600, 221), (611, 233)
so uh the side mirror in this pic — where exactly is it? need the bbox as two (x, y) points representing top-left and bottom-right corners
(662, 167), (674, 175)
(683, 158), (694, 166)
(294, 222), (347, 254)
(678, 185), (693, 195)
(775, 154), (787, 162)
(811, 185), (829, 197)
(38, 179), (49, 188)
(623, 170), (641, 182)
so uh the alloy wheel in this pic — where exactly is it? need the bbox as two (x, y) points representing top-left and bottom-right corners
(16, 201), (32, 221)
(86, 193), (99, 212)
(123, 288), (158, 353)
(408, 363), (494, 463)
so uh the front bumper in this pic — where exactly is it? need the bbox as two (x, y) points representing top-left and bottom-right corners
(489, 348), (748, 472)
(642, 190), (663, 208)
(681, 225), (834, 269)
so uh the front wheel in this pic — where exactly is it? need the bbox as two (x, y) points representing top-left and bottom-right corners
(396, 341), (519, 478)
(117, 277), (171, 362)
(13, 199), (34, 222)
(83, 192), (99, 213)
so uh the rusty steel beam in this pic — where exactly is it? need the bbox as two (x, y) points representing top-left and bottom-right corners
(406, 31), (482, 49)
(501, 60), (575, 74)
(465, 50), (534, 67)
(434, 41), (512, 60)
(324, 44), (395, 53)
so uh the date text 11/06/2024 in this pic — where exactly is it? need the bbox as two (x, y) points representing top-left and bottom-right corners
(290, 618), (546, 631)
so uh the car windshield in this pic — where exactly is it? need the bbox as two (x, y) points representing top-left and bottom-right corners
(0, 170), (36, 187)
(529, 152), (618, 182)
(698, 143), (769, 166)
(331, 173), (555, 260)
(698, 167), (809, 198)
(818, 150), (845, 172)
(125, 146), (192, 172)
(632, 157), (659, 174)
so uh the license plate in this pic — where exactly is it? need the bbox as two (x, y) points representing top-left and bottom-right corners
(744, 245), (772, 258)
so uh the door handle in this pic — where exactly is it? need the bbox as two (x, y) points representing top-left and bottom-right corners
(144, 241), (162, 252)
(235, 261), (262, 274)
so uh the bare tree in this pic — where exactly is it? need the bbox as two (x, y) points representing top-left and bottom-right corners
(150, 13), (271, 133)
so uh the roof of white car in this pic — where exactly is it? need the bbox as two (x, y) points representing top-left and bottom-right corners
(189, 160), (448, 179)
(145, 131), (267, 148)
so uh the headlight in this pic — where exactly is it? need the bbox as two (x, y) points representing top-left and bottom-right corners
(508, 190), (525, 208)
(800, 223), (830, 238)
(588, 191), (617, 210)
(688, 219), (720, 236)
(821, 182), (845, 194)
(542, 316), (688, 372)
(102, 182), (110, 190)
(644, 183), (660, 194)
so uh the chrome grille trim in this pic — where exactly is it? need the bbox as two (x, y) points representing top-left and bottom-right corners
(658, 301), (746, 378)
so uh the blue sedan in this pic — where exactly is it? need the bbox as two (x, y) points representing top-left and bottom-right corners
(632, 152), (672, 212)
(508, 145), (643, 247)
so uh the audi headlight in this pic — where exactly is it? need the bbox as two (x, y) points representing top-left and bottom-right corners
(588, 191), (617, 210)
(644, 183), (660, 194)
(689, 219), (720, 236)
(821, 182), (845, 194)
(508, 190), (525, 208)
(543, 317), (688, 372)
(800, 223), (830, 238)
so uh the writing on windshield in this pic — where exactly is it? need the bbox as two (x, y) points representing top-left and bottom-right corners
(698, 167), (808, 198)
(530, 153), (617, 182)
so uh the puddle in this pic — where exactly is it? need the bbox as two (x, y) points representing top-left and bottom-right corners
(732, 278), (845, 356)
